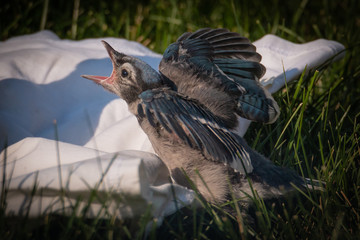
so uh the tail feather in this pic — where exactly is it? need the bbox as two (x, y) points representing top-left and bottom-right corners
(303, 177), (326, 191)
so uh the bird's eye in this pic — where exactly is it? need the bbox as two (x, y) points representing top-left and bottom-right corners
(121, 69), (129, 77)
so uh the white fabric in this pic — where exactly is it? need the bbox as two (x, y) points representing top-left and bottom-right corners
(0, 31), (344, 219)
(3, 138), (193, 219)
(257, 35), (345, 93)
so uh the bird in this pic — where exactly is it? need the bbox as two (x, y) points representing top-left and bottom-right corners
(82, 28), (306, 207)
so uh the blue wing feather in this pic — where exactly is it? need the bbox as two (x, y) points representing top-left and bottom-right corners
(160, 28), (280, 124)
(138, 88), (253, 174)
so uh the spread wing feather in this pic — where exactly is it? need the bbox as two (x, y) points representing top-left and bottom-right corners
(160, 28), (280, 124)
(138, 89), (253, 174)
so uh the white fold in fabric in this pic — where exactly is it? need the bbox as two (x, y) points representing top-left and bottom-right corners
(0, 31), (345, 220)
(257, 35), (345, 93)
(2, 137), (194, 219)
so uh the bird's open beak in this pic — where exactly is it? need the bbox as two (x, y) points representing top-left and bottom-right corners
(81, 41), (119, 85)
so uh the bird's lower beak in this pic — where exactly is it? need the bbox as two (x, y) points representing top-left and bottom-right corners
(81, 75), (108, 84)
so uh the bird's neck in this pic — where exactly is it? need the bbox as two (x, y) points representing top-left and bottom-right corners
(127, 98), (142, 116)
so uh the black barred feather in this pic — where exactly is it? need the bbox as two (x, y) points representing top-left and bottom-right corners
(214, 59), (265, 79)
(159, 28), (280, 124)
(138, 88), (253, 174)
(211, 37), (253, 46)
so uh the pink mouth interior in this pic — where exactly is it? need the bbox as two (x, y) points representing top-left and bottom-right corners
(82, 70), (115, 85)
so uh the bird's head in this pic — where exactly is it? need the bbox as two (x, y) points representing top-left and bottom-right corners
(82, 41), (162, 104)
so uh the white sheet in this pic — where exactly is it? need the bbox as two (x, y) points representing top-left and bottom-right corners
(0, 31), (344, 220)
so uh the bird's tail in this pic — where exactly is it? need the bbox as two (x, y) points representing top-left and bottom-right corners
(303, 177), (326, 191)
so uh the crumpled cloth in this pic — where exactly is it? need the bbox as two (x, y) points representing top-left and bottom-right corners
(0, 31), (344, 220)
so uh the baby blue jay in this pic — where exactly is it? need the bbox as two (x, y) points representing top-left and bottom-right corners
(82, 28), (304, 205)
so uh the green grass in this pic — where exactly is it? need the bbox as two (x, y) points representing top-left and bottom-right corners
(1, 0), (360, 239)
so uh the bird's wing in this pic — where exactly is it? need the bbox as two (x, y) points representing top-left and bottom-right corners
(160, 28), (279, 123)
(176, 28), (262, 63)
(137, 88), (253, 175)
